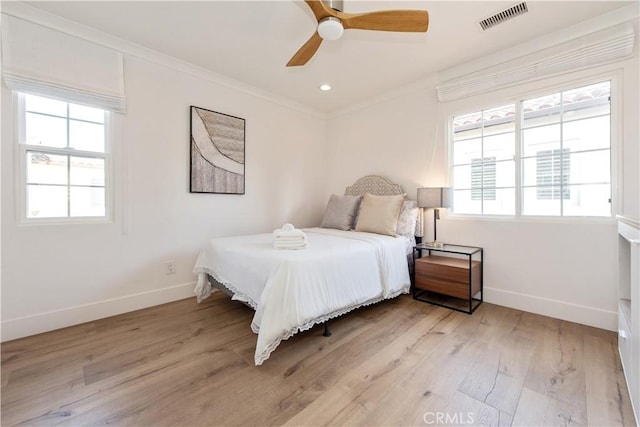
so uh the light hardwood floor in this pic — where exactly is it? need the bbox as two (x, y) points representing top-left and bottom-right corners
(1, 293), (636, 426)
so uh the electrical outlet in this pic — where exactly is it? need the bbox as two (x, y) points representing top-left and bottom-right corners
(165, 261), (176, 275)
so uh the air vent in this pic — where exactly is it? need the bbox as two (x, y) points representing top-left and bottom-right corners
(478, 2), (528, 31)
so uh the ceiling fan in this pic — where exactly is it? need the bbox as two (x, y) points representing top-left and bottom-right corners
(287, 0), (429, 67)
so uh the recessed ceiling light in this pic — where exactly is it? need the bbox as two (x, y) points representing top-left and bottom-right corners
(319, 84), (332, 92)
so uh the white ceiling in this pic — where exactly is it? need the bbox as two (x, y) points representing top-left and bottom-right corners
(23, 1), (635, 113)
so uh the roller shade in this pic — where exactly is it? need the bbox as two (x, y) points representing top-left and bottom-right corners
(1, 14), (126, 113)
(437, 22), (635, 102)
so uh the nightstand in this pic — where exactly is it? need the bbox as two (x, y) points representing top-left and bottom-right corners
(412, 243), (483, 314)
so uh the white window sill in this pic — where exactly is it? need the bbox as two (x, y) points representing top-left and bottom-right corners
(18, 217), (113, 226)
(444, 213), (616, 225)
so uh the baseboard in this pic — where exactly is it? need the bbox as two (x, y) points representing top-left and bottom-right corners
(485, 286), (617, 331)
(1, 282), (195, 342)
(2, 283), (617, 342)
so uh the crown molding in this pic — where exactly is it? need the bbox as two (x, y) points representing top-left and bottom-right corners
(437, 2), (640, 84)
(0, 1), (326, 119)
(436, 22), (635, 102)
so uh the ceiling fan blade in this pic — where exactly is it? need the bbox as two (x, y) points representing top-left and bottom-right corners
(304, 0), (337, 22)
(340, 10), (429, 32)
(287, 31), (323, 67)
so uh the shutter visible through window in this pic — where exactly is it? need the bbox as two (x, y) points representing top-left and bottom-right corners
(536, 149), (570, 200)
(471, 157), (496, 201)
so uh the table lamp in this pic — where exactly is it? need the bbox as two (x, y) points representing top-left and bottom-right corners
(417, 187), (451, 247)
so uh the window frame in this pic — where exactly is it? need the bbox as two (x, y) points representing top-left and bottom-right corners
(14, 92), (113, 225)
(446, 71), (620, 222)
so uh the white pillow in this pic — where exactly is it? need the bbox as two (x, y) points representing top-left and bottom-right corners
(396, 200), (418, 237)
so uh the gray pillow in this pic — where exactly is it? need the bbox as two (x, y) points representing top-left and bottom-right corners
(320, 194), (362, 231)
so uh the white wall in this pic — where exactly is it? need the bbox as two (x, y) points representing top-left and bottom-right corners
(1, 41), (326, 341)
(325, 77), (445, 199)
(620, 46), (640, 221)
(2, 8), (638, 341)
(325, 44), (639, 331)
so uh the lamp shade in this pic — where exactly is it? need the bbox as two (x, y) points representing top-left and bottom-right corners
(417, 187), (451, 209)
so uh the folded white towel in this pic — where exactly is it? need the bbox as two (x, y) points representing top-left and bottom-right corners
(274, 235), (306, 242)
(273, 224), (308, 250)
(282, 223), (295, 232)
(273, 224), (307, 240)
(274, 241), (307, 250)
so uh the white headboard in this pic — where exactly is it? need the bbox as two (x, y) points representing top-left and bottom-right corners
(344, 175), (404, 197)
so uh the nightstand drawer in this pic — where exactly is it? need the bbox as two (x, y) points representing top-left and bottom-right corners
(415, 255), (481, 283)
(415, 275), (470, 299)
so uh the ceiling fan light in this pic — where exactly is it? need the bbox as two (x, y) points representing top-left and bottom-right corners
(318, 17), (344, 41)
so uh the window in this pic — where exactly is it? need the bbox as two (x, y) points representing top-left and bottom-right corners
(18, 93), (109, 221)
(521, 81), (611, 216)
(451, 80), (611, 217)
(452, 105), (516, 215)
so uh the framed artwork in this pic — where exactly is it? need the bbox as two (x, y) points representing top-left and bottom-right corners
(190, 106), (245, 194)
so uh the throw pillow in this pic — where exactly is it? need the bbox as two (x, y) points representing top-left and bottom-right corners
(355, 193), (405, 236)
(396, 200), (418, 237)
(319, 194), (362, 231)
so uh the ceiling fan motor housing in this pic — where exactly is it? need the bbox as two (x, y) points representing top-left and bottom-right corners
(322, 0), (344, 12)
(318, 17), (344, 40)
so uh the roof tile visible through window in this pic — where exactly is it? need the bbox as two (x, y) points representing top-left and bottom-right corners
(453, 82), (610, 133)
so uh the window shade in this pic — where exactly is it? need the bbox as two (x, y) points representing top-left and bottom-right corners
(437, 22), (634, 102)
(1, 14), (126, 113)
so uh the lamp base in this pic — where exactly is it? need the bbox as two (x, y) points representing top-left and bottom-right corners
(425, 241), (444, 249)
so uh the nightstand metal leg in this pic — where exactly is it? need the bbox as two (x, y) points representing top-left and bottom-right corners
(468, 255), (473, 314)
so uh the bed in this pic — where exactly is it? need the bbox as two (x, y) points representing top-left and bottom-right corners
(193, 176), (416, 365)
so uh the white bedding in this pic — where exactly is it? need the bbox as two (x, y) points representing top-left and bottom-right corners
(193, 227), (411, 365)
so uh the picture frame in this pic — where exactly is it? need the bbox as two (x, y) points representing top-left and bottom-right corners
(190, 105), (245, 194)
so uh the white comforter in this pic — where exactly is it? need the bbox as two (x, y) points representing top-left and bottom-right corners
(193, 228), (410, 365)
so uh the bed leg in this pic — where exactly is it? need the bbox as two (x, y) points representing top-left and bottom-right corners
(323, 322), (332, 337)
